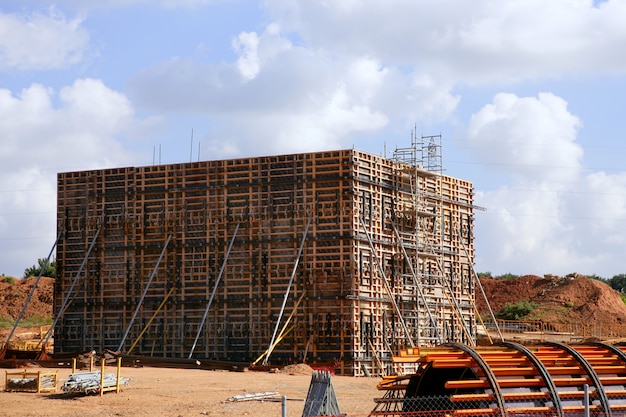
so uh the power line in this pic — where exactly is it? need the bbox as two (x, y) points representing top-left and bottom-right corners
(476, 211), (626, 222)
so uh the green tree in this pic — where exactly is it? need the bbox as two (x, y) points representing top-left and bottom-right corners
(587, 274), (605, 282)
(609, 274), (626, 292)
(476, 271), (492, 278)
(496, 300), (537, 320)
(495, 273), (519, 281)
(2, 276), (16, 285)
(23, 258), (56, 278)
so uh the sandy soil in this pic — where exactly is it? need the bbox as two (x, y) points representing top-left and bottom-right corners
(0, 365), (381, 417)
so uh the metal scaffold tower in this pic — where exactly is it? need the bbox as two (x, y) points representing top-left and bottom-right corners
(392, 129), (475, 348)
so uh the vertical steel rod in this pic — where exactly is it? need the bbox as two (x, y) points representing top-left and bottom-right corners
(359, 216), (414, 348)
(584, 383), (590, 417)
(6, 230), (62, 345)
(188, 223), (240, 358)
(40, 226), (102, 348)
(118, 232), (172, 352)
(282, 395), (287, 417)
(390, 221), (442, 344)
(263, 217), (311, 366)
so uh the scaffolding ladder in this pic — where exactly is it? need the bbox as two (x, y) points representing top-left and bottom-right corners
(392, 131), (475, 347)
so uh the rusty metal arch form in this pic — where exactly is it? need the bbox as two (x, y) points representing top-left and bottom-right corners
(499, 341), (564, 417)
(592, 341), (626, 366)
(546, 341), (612, 417)
(448, 343), (506, 417)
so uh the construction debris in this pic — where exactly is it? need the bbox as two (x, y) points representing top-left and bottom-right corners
(5, 370), (57, 393)
(226, 391), (279, 402)
(61, 371), (130, 395)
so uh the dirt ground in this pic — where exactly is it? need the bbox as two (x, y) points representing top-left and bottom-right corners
(3, 273), (626, 417)
(0, 365), (380, 417)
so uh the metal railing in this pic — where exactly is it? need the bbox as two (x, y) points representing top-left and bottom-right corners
(481, 318), (626, 342)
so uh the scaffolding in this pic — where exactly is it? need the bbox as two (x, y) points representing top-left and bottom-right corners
(392, 130), (475, 349)
(54, 146), (476, 376)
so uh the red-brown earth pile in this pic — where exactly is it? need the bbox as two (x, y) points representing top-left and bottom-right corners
(476, 274), (626, 331)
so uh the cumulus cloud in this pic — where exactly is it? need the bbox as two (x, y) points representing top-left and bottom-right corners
(264, 0), (626, 83)
(469, 93), (626, 277)
(4, 0), (626, 280)
(233, 31), (261, 80)
(0, 7), (89, 70)
(127, 0), (626, 161)
(0, 79), (146, 277)
(467, 92), (583, 182)
(232, 23), (292, 81)
(130, 23), (457, 156)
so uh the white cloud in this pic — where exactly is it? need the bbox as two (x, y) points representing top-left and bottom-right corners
(475, 177), (626, 278)
(4, 0), (626, 280)
(0, 7), (89, 70)
(264, 0), (626, 83)
(60, 78), (135, 134)
(127, 0), (626, 162)
(236, 82), (388, 154)
(232, 24), (293, 81)
(0, 79), (146, 277)
(475, 185), (570, 270)
(233, 31), (261, 80)
(467, 93), (583, 183)
(470, 92), (626, 277)
(130, 23), (458, 157)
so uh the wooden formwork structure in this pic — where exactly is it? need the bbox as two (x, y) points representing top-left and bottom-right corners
(55, 144), (476, 376)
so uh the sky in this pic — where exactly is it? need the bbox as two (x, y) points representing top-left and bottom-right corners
(2, 0), (626, 279)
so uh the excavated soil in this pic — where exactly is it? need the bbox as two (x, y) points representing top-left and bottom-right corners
(476, 274), (626, 330)
(0, 276), (54, 319)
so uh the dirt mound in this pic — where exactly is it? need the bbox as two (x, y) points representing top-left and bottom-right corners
(274, 363), (315, 375)
(0, 276), (54, 320)
(477, 274), (626, 326)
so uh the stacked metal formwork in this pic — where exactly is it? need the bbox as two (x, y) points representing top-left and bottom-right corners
(55, 147), (475, 376)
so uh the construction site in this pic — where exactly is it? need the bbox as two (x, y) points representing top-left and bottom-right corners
(53, 132), (478, 377)
(4, 131), (626, 415)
